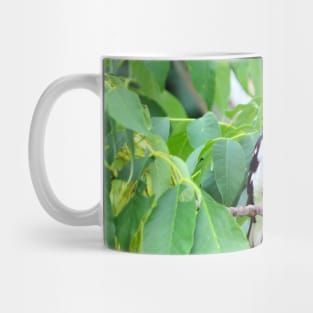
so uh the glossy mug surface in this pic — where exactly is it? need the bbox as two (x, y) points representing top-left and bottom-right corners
(30, 53), (263, 254)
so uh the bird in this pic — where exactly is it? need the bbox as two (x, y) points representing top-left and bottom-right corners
(247, 134), (263, 247)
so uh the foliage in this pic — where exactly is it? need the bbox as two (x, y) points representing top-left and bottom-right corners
(104, 57), (262, 254)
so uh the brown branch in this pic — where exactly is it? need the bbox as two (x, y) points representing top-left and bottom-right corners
(228, 205), (263, 217)
(173, 61), (208, 114)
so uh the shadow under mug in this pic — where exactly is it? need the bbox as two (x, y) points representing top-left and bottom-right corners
(29, 53), (263, 254)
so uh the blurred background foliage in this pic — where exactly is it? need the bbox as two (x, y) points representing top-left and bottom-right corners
(105, 57), (262, 117)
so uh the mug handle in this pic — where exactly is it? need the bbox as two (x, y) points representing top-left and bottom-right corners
(29, 74), (101, 226)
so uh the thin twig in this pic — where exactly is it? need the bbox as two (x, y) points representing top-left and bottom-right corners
(173, 61), (208, 114)
(228, 205), (263, 217)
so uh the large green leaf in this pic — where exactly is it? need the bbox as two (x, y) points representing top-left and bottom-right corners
(187, 112), (221, 148)
(214, 61), (231, 113)
(115, 191), (155, 251)
(186, 61), (216, 109)
(106, 87), (151, 135)
(213, 139), (246, 206)
(167, 128), (193, 160)
(191, 191), (249, 254)
(159, 90), (187, 118)
(139, 96), (167, 117)
(142, 184), (197, 254)
(129, 61), (161, 100)
(144, 61), (170, 90)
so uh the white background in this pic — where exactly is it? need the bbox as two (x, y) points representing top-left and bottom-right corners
(1, 0), (313, 312)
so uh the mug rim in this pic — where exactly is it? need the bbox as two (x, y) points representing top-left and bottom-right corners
(102, 52), (261, 61)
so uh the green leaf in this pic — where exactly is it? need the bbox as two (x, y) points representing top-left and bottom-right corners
(213, 139), (246, 206)
(117, 156), (152, 181)
(107, 139), (132, 178)
(170, 155), (191, 179)
(106, 87), (151, 135)
(142, 184), (197, 254)
(219, 123), (245, 138)
(159, 90), (187, 118)
(167, 128), (193, 160)
(186, 145), (204, 175)
(170, 120), (191, 136)
(129, 61), (161, 100)
(186, 61), (216, 109)
(105, 129), (127, 164)
(192, 139), (218, 184)
(139, 96), (167, 117)
(151, 117), (170, 141)
(146, 133), (169, 153)
(201, 170), (222, 203)
(234, 106), (260, 130)
(214, 61), (230, 113)
(115, 192), (155, 251)
(148, 156), (172, 199)
(226, 103), (260, 130)
(191, 191), (249, 254)
(144, 61), (170, 90)
(187, 112), (221, 148)
(109, 179), (137, 216)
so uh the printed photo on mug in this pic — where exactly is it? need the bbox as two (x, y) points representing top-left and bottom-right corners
(103, 56), (263, 254)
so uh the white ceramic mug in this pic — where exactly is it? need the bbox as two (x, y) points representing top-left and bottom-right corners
(29, 53), (263, 254)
